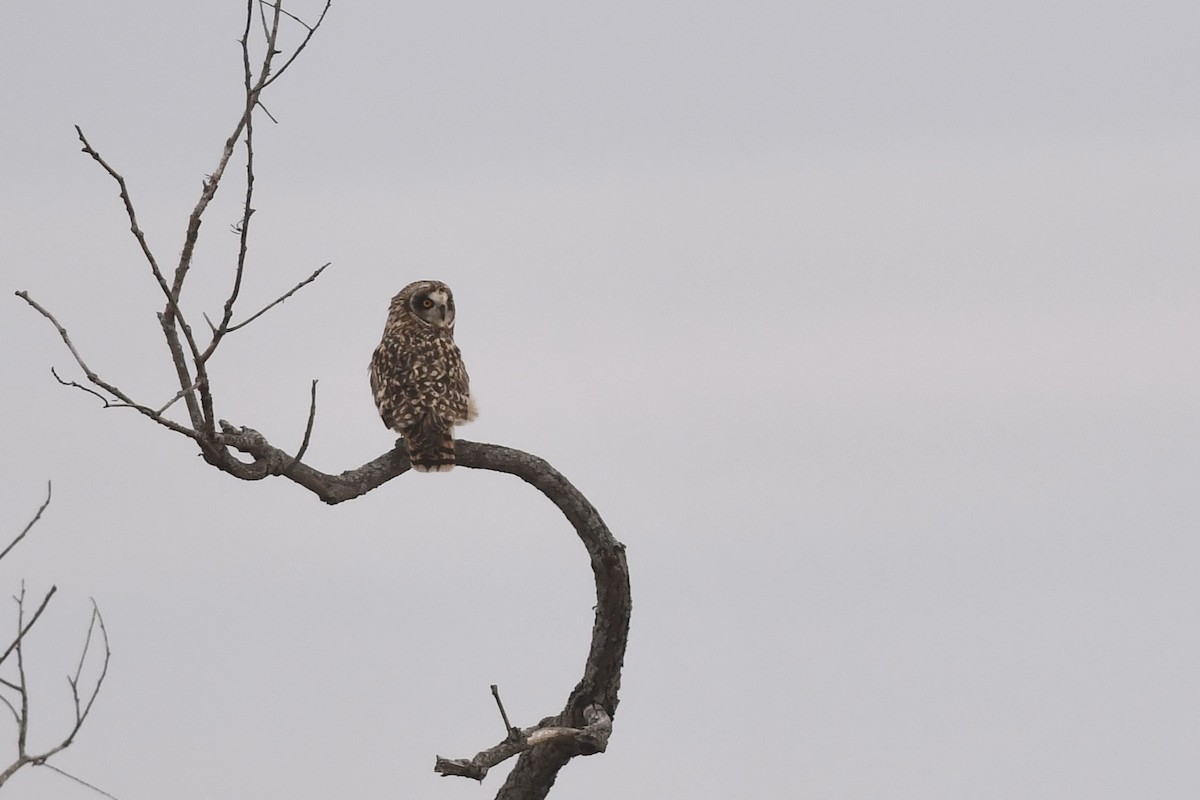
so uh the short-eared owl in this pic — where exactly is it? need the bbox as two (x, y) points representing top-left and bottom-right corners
(369, 280), (476, 472)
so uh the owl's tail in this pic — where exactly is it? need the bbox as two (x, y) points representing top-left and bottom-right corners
(402, 419), (456, 472)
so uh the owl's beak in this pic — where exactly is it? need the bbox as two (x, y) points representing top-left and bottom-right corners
(435, 303), (454, 329)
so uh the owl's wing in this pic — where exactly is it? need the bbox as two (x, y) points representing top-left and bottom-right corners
(370, 339), (414, 431)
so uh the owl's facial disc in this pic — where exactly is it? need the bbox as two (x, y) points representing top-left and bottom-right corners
(413, 288), (455, 328)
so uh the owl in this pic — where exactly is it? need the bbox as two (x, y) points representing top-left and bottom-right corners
(369, 280), (476, 472)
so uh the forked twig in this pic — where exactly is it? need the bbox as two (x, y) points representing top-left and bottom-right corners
(259, 0), (317, 32)
(259, 1), (332, 89)
(15, 292), (204, 443)
(0, 593), (112, 789)
(50, 367), (114, 407)
(0, 492), (116, 795)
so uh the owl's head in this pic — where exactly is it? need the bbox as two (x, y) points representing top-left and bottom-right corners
(390, 280), (456, 330)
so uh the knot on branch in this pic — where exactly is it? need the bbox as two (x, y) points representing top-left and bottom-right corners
(434, 703), (613, 782)
(214, 420), (287, 478)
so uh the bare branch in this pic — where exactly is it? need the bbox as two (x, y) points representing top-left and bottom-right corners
(24, 2), (333, 459)
(158, 0), (272, 435)
(15, 292), (207, 443)
(435, 704), (613, 782)
(282, 380), (318, 475)
(223, 262), (331, 336)
(202, 85), (260, 358)
(15, 586), (31, 759)
(72, 127), (208, 430)
(72, 127), (173, 309)
(154, 0), (332, 438)
(256, 101), (280, 124)
(490, 684), (520, 740)
(0, 586), (56, 669)
(0, 492), (115, 793)
(16, 292), (132, 404)
(208, 427), (632, 794)
(216, 420), (408, 497)
(25, 603), (110, 766)
(70, 604), (111, 734)
(50, 367), (116, 407)
(156, 314), (208, 436)
(155, 377), (205, 416)
(36, 762), (122, 800)
(49, 364), (207, 434)
(30, 4), (629, 796)
(259, 1), (332, 89)
(0, 593), (113, 792)
(256, 0), (272, 40)
(260, 0), (317, 32)
(0, 483), (51, 564)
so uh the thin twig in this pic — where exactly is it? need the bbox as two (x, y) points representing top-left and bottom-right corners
(259, 0), (316, 32)
(256, 101), (279, 124)
(0, 587), (56, 669)
(15, 585), (31, 759)
(0, 483), (51, 564)
(224, 262), (331, 334)
(259, 1), (332, 89)
(155, 378), (204, 416)
(72, 127), (175, 315)
(0, 694), (17, 725)
(160, 0), (332, 434)
(204, 83), (260, 358)
(50, 367), (115, 407)
(27, 603), (109, 764)
(73, 127), (208, 428)
(36, 762), (122, 800)
(70, 603), (110, 728)
(159, 0), (278, 437)
(16, 292), (130, 404)
(0, 598), (113, 788)
(490, 684), (519, 739)
(257, 0), (271, 41)
(15, 292), (205, 443)
(282, 380), (318, 475)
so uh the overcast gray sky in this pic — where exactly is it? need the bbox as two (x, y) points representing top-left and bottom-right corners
(3, 1), (1199, 798)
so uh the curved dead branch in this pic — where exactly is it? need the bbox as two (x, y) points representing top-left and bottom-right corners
(214, 425), (632, 794)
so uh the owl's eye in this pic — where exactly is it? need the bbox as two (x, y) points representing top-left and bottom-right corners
(420, 298), (434, 309)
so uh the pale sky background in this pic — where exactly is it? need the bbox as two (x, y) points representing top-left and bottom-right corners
(2, 1), (1199, 798)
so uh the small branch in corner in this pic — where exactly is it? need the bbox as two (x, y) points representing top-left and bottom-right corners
(259, 0), (317, 32)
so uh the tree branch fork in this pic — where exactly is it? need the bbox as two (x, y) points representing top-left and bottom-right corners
(436, 700), (613, 782)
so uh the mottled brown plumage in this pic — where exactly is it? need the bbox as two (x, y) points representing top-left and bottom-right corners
(369, 280), (475, 472)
